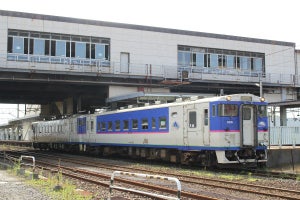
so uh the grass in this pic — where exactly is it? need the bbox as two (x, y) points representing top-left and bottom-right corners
(9, 163), (93, 200)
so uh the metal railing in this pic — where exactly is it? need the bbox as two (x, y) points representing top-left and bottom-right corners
(0, 53), (298, 86)
(109, 171), (181, 200)
(269, 127), (300, 147)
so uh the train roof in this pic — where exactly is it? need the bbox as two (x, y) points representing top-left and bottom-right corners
(97, 93), (266, 115)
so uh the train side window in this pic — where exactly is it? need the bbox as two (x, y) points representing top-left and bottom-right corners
(115, 120), (120, 131)
(152, 117), (156, 130)
(189, 111), (197, 128)
(212, 105), (216, 117)
(91, 121), (94, 132)
(204, 109), (208, 126)
(142, 118), (148, 130)
(101, 122), (106, 131)
(108, 121), (113, 131)
(123, 120), (129, 130)
(97, 122), (101, 132)
(132, 119), (138, 130)
(159, 117), (167, 129)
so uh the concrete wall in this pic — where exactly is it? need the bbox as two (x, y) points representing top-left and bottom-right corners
(267, 148), (300, 168)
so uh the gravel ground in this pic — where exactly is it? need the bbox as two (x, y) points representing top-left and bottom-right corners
(0, 168), (52, 200)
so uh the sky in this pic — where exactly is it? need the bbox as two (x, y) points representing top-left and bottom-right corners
(1, 0), (300, 123)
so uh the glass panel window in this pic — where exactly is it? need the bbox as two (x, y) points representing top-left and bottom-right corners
(95, 44), (105, 59)
(195, 53), (204, 67)
(123, 120), (129, 130)
(142, 118), (148, 130)
(178, 51), (191, 66)
(226, 55), (235, 68)
(243, 108), (251, 120)
(33, 39), (45, 55)
(253, 58), (263, 71)
(258, 105), (267, 117)
(204, 109), (208, 126)
(159, 117), (167, 129)
(218, 104), (238, 116)
(240, 56), (250, 70)
(13, 37), (24, 54)
(132, 119), (138, 130)
(115, 120), (120, 131)
(108, 121), (113, 131)
(152, 117), (156, 129)
(189, 111), (196, 128)
(56, 40), (66, 57)
(210, 54), (218, 68)
(101, 122), (106, 131)
(75, 42), (86, 58)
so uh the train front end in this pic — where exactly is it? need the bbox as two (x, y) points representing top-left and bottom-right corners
(210, 94), (268, 167)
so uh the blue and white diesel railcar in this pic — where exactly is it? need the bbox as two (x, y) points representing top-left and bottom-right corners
(31, 94), (268, 167)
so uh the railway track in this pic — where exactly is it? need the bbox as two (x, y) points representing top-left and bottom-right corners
(1, 149), (300, 200)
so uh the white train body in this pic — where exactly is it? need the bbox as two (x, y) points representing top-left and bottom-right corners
(31, 94), (268, 167)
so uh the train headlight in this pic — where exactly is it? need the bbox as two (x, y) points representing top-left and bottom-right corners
(260, 97), (265, 102)
(226, 96), (232, 101)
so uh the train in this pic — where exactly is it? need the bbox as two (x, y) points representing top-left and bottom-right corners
(3, 93), (269, 167)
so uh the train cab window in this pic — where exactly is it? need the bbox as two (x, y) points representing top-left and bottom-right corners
(204, 109), (208, 126)
(123, 120), (129, 130)
(115, 120), (120, 131)
(132, 119), (138, 130)
(108, 121), (113, 131)
(159, 117), (167, 129)
(152, 117), (156, 129)
(189, 111), (197, 128)
(142, 118), (148, 130)
(101, 122), (106, 131)
(218, 104), (238, 116)
(258, 105), (267, 117)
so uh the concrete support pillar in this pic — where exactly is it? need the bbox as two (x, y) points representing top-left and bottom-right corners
(280, 106), (287, 126)
(64, 97), (74, 115)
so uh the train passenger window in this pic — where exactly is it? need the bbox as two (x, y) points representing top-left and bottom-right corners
(108, 121), (113, 131)
(115, 120), (120, 131)
(189, 111), (197, 128)
(212, 105), (216, 117)
(159, 117), (167, 129)
(123, 120), (129, 130)
(258, 105), (267, 117)
(91, 121), (94, 132)
(132, 119), (138, 130)
(152, 117), (156, 129)
(142, 118), (148, 130)
(97, 122), (101, 131)
(101, 122), (106, 131)
(204, 109), (208, 126)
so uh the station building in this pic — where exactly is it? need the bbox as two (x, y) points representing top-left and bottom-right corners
(0, 10), (298, 116)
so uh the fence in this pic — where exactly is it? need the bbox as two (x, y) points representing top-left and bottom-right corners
(270, 127), (300, 147)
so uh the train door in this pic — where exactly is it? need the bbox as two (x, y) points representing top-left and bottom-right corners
(203, 108), (210, 145)
(240, 105), (257, 147)
(183, 104), (199, 147)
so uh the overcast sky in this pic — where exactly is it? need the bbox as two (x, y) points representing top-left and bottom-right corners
(1, 0), (299, 123)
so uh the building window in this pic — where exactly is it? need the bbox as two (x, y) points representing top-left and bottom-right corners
(56, 40), (66, 57)
(75, 42), (86, 58)
(33, 39), (45, 55)
(13, 37), (24, 54)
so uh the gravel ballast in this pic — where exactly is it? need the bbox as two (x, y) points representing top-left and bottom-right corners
(0, 169), (51, 200)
